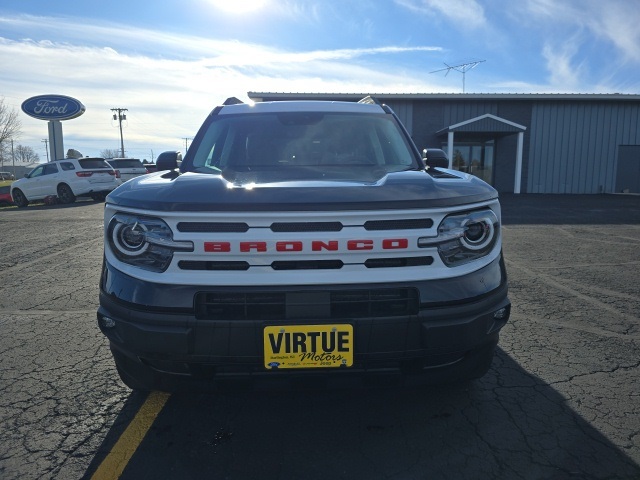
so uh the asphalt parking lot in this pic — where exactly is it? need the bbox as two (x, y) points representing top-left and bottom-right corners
(0, 194), (639, 480)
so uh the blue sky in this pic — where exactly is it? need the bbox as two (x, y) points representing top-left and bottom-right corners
(1, 0), (639, 161)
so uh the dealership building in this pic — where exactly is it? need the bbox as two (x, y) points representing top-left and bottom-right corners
(248, 92), (640, 194)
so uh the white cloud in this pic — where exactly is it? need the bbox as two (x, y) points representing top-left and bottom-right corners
(525, 0), (640, 63)
(0, 15), (448, 158)
(394, 0), (487, 29)
(541, 38), (586, 92)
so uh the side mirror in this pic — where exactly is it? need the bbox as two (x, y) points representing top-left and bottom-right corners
(156, 151), (182, 171)
(424, 157), (449, 169)
(422, 148), (449, 169)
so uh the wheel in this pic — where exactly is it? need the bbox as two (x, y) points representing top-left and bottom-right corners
(57, 184), (76, 204)
(12, 189), (29, 208)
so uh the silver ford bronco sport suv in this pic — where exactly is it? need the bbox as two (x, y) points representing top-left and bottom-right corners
(97, 96), (510, 391)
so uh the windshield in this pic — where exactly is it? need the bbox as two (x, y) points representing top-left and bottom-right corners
(108, 159), (144, 169)
(79, 159), (112, 170)
(187, 112), (419, 181)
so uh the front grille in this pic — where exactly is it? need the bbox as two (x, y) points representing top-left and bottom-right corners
(179, 258), (432, 271)
(178, 218), (432, 233)
(177, 222), (249, 232)
(364, 219), (433, 230)
(179, 260), (250, 271)
(365, 256), (433, 268)
(270, 222), (343, 232)
(331, 288), (419, 318)
(271, 260), (344, 270)
(195, 288), (419, 320)
(196, 292), (285, 320)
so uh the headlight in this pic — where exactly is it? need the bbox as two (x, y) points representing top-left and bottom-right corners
(107, 213), (193, 272)
(418, 209), (499, 267)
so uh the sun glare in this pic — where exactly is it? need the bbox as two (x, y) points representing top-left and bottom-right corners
(208, 0), (269, 14)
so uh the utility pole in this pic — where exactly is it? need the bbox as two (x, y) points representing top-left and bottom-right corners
(111, 108), (128, 157)
(183, 137), (191, 153)
(11, 139), (15, 178)
(42, 139), (50, 162)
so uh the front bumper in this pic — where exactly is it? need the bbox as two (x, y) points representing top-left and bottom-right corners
(98, 255), (510, 385)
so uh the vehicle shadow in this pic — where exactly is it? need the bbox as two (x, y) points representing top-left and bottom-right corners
(500, 193), (640, 225)
(83, 348), (640, 480)
(5, 198), (102, 211)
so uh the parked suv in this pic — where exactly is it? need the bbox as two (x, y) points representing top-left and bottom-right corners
(0, 171), (15, 181)
(106, 158), (149, 183)
(98, 96), (510, 391)
(11, 158), (119, 207)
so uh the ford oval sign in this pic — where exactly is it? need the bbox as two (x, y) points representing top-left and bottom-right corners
(21, 95), (85, 121)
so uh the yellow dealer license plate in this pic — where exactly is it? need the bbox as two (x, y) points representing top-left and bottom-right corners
(264, 324), (353, 369)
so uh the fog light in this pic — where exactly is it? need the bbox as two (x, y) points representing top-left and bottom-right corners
(493, 308), (507, 320)
(100, 316), (116, 328)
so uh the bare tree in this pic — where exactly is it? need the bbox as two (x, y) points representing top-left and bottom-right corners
(0, 98), (21, 167)
(100, 148), (121, 159)
(14, 144), (40, 163)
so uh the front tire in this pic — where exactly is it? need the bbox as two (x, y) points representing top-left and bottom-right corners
(12, 189), (29, 208)
(57, 184), (76, 204)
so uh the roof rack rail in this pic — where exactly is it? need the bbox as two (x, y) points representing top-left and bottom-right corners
(357, 96), (381, 105)
(223, 97), (244, 105)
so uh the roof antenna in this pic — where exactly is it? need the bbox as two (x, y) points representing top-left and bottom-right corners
(430, 60), (486, 93)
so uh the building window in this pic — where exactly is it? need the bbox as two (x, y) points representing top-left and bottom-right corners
(446, 140), (495, 185)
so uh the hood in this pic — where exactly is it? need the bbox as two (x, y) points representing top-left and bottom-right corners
(106, 169), (498, 212)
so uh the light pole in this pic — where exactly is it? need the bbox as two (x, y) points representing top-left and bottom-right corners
(111, 108), (128, 157)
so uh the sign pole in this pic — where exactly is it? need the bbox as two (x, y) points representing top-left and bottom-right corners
(48, 120), (64, 161)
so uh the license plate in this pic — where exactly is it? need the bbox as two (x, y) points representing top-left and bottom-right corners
(264, 324), (353, 369)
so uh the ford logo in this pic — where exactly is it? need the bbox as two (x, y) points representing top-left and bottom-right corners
(21, 95), (85, 121)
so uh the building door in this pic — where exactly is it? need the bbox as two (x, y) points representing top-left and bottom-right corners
(616, 146), (640, 194)
(447, 140), (495, 186)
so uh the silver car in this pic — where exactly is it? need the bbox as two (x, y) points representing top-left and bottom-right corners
(106, 158), (149, 183)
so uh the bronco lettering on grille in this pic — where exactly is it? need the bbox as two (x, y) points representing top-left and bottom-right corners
(204, 238), (409, 253)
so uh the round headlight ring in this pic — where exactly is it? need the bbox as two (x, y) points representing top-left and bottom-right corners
(111, 221), (150, 257)
(460, 217), (495, 251)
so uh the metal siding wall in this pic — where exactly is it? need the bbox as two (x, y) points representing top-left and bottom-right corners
(553, 104), (575, 191)
(565, 105), (578, 193)
(384, 101), (413, 135)
(528, 102), (640, 193)
(444, 102), (498, 126)
(577, 104), (590, 193)
(592, 105), (606, 192)
(605, 108), (618, 189)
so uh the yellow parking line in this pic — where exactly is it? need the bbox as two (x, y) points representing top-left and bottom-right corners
(91, 391), (170, 480)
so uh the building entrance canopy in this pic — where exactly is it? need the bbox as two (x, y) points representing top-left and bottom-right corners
(437, 114), (527, 193)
